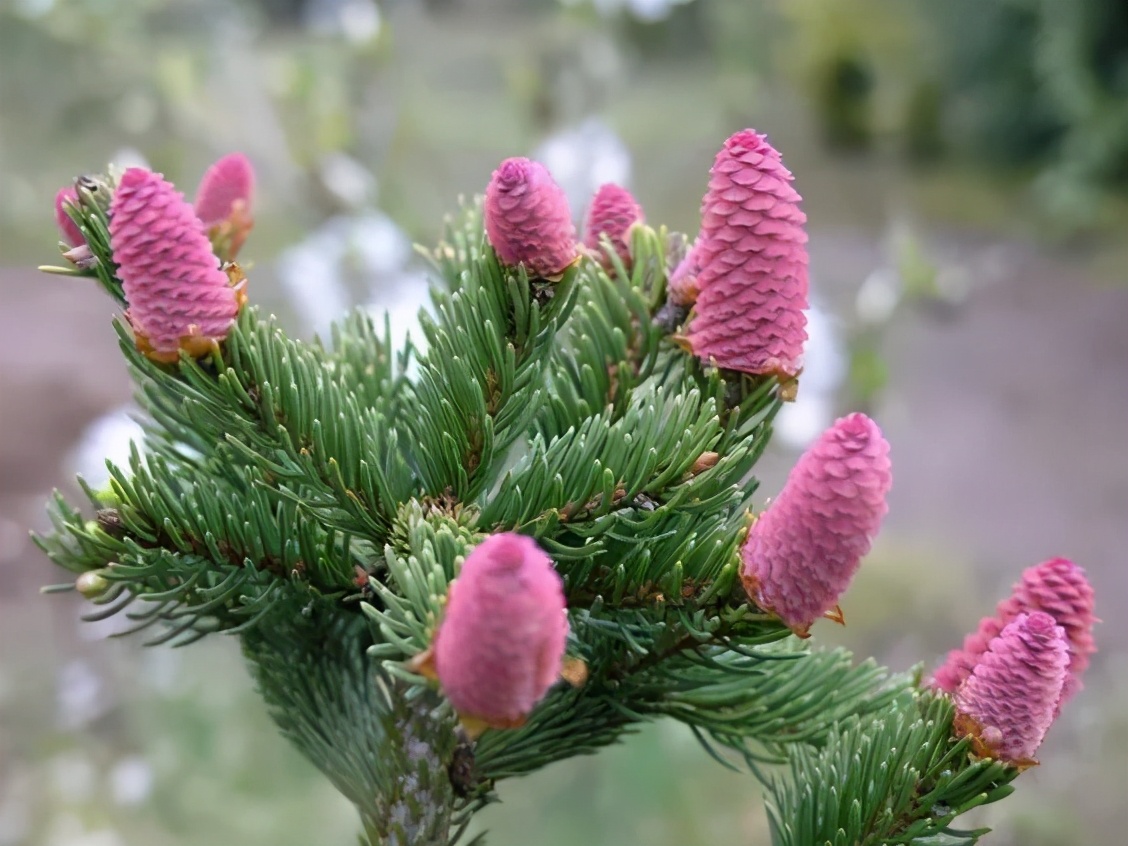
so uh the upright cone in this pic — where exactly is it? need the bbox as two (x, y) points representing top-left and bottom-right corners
(194, 153), (255, 260)
(583, 182), (644, 271)
(686, 130), (808, 378)
(54, 186), (85, 247)
(741, 413), (891, 635)
(432, 533), (568, 734)
(931, 557), (1096, 705)
(954, 612), (1069, 764)
(109, 167), (242, 361)
(484, 157), (577, 278)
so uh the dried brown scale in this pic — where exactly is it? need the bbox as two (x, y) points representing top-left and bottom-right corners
(417, 491), (466, 521)
(684, 451), (720, 479)
(653, 301), (690, 334)
(464, 424), (484, 474)
(484, 368), (502, 415)
(447, 740), (481, 798)
(95, 508), (127, 538)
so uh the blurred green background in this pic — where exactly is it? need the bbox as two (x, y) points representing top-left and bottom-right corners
(1, 1), (1126, 844)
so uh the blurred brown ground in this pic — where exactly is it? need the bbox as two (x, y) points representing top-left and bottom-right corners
(0, 268), (132, 601)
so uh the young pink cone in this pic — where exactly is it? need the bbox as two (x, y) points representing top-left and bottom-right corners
(667, 239), (701, 306)
(55, 186), (85, 247)
(109, 167), (242, 362)
(997, 557), (1096, 702)
(686, 129), (808, 378)
(194, 153), (255, 260)
(431, 532), (568, 735)
(954, 612), (1069, 765)
(740, 412), (891, 636)
(931, 558), (1096, 704)
(484, 157), (577, 278)
(583, 183), (644, 270)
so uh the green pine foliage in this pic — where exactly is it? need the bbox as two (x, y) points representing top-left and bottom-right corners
(36, 172), (1025, 846)
(767, 695), (1017, 846)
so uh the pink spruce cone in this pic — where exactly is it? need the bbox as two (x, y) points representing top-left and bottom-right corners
(484, 157), (577, 278)
(667, 239), (701, 306)
(931, 558), (1096, 704)
(194, 153), (254, 227)
(686, 130), (808, 378)
(55, 186), (85, 247)
(109, 167), (241, 361)
(583, 183), (644, 270)
(954, 612), (1069, 764)
(433, 532), (568, 732)
(194, 153), (255, 260)
(997, 557), (1096, 701)
(740, 412), (891, 635)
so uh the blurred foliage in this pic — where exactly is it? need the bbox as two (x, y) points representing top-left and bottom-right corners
(773, 0), (1128, 228)
(5, 0), (1128, 245)
(2, 0), (1126, 844)
(773, 0), (920, 151)
(0, 0), (395, 257)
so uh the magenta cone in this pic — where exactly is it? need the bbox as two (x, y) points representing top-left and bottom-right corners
(109, 168), (240, 359)
(931, 558), (1095, 704)
(194, 152), (254, 229)
(741, 413), (891, 634)
(687, 130), (808, 377)
(194, 153), (254, 260)
(55, 186), (85, 247)
(484, 157), (577, 278)
(996, 557), (1096, 702)
(955, 612), (1069, 763)
(583, 183), (644, 270)
(433, 533), (568, 729)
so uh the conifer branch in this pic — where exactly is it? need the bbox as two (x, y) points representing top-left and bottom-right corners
(33, 136), (1092, 846)
(765, 695), (1018, 846)
(244, 601), (464, 846)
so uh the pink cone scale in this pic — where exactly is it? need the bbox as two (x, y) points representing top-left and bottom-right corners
(931, 558), (1096, 704)
(484, 157), (577, 278)
(433, 532), (568, 731)
(109, 167), (241, 361)
(583, 183), (644, 270)
(686, 130), (808, 377)
(55, 186), (85, 247)
(194, 152), (255, 229)
(954, 612), (1069, 764)
(740, 413), (891, 635)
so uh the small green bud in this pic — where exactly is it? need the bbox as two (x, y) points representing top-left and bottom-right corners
(93, 482), (123, 508)
(76, 570), (110, 598)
